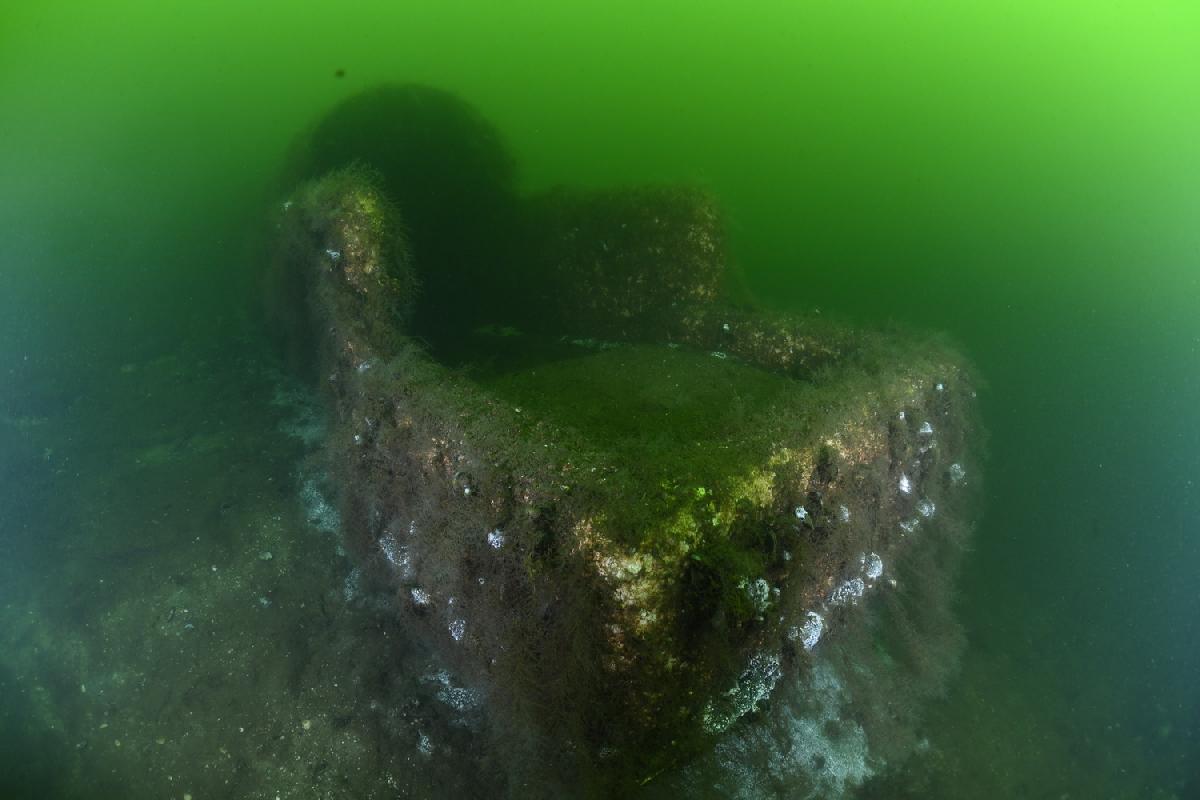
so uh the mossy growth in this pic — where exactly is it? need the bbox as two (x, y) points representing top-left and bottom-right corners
(480, 344), (802, 554)
(277, 167), (417, 364)
(679, 529), (767, 633)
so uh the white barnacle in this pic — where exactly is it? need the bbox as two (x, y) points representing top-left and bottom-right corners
(898, 410), (907, 421)
(789, 610), (824, 651)
(917, 499), (936, 518)
(936, 382), (945, 392)
(838, 505), (851, 523)
(829, 577), (866, 606)
(918, 421), (934, 435)
(899, 518), (920, 534)
(699, 652), (782, 734)
(794, 505), (809, 522)
(448, 618), (466, 642)
(949, 462), (967, 485)
(486, 528), (505, 549)
(411, 588), (431, 606)
(743, 578), (771, 614)
(862, 552), (884, 581)
(380, 535), (411, 576)
(899, 473), (913, 494)
(710, 350), (728, 360)
(325, 248), (342, 261)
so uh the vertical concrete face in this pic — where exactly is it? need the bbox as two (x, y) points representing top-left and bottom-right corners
(273, 139), (980, 793)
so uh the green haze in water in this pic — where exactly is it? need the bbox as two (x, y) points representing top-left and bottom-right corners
(2, 1), (1198, 797)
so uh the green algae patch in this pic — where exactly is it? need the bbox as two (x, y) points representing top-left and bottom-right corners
(481, 344), (797, 551)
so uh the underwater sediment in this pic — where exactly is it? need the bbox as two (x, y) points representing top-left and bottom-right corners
(268, 85), (982, 796)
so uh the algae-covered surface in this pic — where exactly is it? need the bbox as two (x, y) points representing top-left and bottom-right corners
(3, 3), (1199, 799)
(269, 157), (990, 793)
(482, 344), (797, 547)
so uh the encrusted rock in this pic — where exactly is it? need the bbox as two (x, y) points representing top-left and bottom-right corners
(269, 86), (982, 795)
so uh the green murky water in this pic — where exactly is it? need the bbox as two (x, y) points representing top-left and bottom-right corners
(2, 2), (1198, 798)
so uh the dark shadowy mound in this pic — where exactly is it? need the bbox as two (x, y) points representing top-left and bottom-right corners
(267, 85), (984, 798)
(282, 84), (520, 344)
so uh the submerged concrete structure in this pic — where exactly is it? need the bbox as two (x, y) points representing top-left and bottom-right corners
(268, 85), (981, 795)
